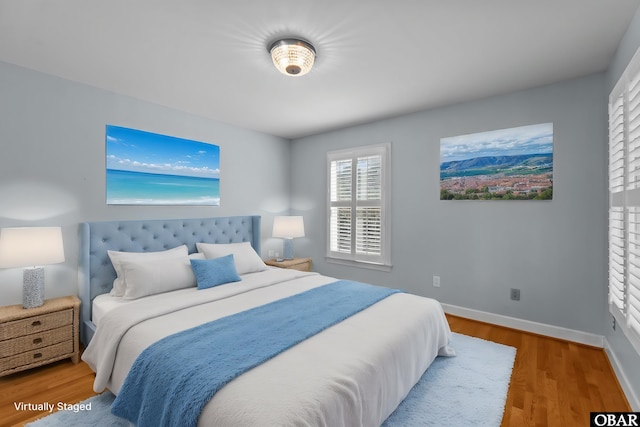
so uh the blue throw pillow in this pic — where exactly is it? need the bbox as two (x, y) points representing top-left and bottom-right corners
(190, 254), (241, 289)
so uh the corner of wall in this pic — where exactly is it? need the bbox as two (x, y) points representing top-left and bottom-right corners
(604, 337), (640, 411)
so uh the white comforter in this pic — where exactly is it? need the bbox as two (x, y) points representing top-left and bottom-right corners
(82, 269), (454, 427)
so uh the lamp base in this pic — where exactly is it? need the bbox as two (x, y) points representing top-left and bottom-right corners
(283, 239), (294, 260)
(23, 267), (44, 309)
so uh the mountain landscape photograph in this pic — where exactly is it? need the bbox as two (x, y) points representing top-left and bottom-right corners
(440, 123), (553, 200)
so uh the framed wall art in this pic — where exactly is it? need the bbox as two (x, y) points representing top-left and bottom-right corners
(106, 125), (220, 205)
(440, 123), (553, 200)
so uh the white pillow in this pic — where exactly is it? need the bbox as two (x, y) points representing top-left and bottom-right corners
(188, 252), (206, 260)
(196, 242), (266, 275)
(121, 255), (196, 300)
(107, 245), (188, 297)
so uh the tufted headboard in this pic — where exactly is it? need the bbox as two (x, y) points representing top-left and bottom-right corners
(78, 215), (261, 346)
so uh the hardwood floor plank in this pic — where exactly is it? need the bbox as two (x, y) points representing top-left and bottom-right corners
(0, 358), (97, 427)
(446, 314), (631, 426)
(0, 315), (632, 427)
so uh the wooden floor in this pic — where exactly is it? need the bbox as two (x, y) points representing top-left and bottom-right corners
(447, 315), (631, 427)
(0, 315), (631, 427)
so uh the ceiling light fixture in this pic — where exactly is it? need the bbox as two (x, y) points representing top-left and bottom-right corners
(268, 38), (316, 77)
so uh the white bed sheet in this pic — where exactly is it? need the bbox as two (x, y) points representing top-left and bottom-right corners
(83, 269), (453, 427)
(91, 266), (283, 325)
(91, 287), (197, 325)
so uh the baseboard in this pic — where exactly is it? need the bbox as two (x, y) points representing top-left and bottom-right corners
(441, 303), (605, 348)
(604, 338), (640, 411)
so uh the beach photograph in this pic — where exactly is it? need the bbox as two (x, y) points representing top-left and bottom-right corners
(106, 125), (220, 205)
(440, 123), (553, 200)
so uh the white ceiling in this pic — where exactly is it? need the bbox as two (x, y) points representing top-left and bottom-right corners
(0, 0), (639, 139)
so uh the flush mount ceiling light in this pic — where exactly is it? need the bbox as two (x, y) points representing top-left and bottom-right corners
(268, 38), (316, 77)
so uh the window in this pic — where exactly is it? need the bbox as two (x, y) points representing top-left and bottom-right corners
(608, 46), (640, 355)
(327, 143), (391, 269)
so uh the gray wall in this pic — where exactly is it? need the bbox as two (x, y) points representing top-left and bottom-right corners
(291, 73), (607, 336)
(0, 61), (291, 306)
(604, 5), (640, 409)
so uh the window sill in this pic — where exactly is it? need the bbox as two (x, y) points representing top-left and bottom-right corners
(325, 257), (392, 272)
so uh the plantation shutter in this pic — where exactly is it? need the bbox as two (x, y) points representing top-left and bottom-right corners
(328, 144), (391, 267)
(356, 155), (382, 256)
(628, 64), (640, 339)
(330, 159), (353, 254)
(609, 85), (625, 314)
(608, 46), (640, 355)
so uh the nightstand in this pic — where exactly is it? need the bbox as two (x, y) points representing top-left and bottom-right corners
(0, 295), (80, 377)
(265, 257), (312, 272)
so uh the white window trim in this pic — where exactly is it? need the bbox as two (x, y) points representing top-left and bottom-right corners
(608, 44), (640, 357)
(326, 143), (391, 270)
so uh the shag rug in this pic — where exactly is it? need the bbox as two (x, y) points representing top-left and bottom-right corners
(26, 333), (515, 427)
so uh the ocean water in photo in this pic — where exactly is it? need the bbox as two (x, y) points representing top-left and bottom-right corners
(107, 169), (220, 205)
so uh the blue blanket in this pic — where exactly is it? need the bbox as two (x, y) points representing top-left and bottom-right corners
(111, 280), (401, 427)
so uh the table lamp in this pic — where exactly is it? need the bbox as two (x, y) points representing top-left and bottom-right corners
(272, 216), (305, 260)
(0, 226), (65, 309)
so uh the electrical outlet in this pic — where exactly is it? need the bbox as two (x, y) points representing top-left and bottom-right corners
(510, 288), (520, 301)
(433, 276), (441, 287)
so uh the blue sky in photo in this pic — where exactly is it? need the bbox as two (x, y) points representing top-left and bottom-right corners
(440, 123), (553, 163)
(106, 125), (220, 179)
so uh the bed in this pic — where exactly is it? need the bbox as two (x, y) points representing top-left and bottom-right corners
(79, 215), (453, 426)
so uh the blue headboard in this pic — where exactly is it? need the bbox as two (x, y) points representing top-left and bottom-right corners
(78, 215), (261, 346)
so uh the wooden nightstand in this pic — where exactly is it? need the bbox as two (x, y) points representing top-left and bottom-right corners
(0, 295), (80, 377)
(265, 257), (312, 272)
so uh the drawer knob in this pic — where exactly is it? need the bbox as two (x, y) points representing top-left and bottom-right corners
(33, 353), (42, 359)
(31, 320), (42, 327)
(33, 337), (43, 344)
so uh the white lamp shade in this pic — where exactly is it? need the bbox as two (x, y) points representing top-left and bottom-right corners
(0, 227), (65, 268)
(272, 216), (305, 239)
